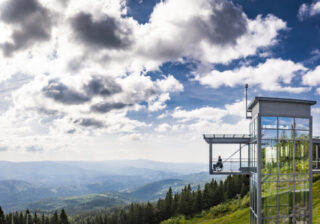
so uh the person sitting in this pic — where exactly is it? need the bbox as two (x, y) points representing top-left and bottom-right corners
(213, 156), (223, 171)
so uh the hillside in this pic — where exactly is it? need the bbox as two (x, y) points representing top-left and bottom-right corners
(13, 172), (216, 214)
(161, 179), (320, 224)
(14, 192), (132, 215)
(0, 160), (210, 212)
(127, 172), (221, 201)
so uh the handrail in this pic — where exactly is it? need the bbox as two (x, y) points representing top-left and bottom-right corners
(204, 134), (251, 139)
(223, 144), (249, 162)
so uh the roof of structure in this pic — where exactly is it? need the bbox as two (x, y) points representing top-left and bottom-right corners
(203, 134), (251, 144)
(248, 97), (317, 110)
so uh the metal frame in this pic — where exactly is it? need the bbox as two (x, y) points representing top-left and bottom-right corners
(204, 97), (318, 224)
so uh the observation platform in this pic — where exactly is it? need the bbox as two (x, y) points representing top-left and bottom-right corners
(203, 134), (251, 144)
(204, 134), (252, 175)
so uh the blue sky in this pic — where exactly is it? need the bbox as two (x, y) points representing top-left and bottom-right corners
(0, 0), (319, 162)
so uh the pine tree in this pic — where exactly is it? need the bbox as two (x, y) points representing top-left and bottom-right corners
(164, 187), (173, 219)
(0, 206), (4, 224)
(60, 209), (69, 224)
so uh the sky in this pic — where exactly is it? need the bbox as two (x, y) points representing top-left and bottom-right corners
(0, 0), (320, 163)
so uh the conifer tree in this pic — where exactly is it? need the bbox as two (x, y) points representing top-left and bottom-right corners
(60, 209), (69, 224)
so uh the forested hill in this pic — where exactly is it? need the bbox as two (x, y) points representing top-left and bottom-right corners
(0, 175), (249, 224)
(73, 175), (249, 223)
(3, 176), (319, 224)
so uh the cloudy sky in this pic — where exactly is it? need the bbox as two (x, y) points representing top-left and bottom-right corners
(0, 0), (320, 162)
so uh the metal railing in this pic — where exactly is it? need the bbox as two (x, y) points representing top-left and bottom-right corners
(211, 158), (250, 172)
(204, 134), (251, 139)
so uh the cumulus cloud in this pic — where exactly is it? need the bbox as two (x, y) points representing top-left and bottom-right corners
(155, 123), (172, 133)
(74, 118), (104, 128)
(0, 0), (306, 161)
(195, 58), (309, 93)
(26, 145), (44, 152)
(136, 0), (287, 66)
(71, 12), (132, 49)
(42, 80), (90, 105)
(169, 99), (250, 135)
(0, 0), (54, 56)
(302, 65), (320, 86)
(298, 1), (320, 21)
(194, 0), (248, 46)
(84, 76), (122, 97)
(91, 102), (131, 113)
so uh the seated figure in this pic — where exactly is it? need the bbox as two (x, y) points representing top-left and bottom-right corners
(213, 156), (223, 171)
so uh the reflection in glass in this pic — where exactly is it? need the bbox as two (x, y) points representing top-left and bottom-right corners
(295, 130), (309, 140)
(278, 117), (294, 129)
(279, 140), (293, 176)
(260, 116), (310, 222)
(262, 140), (277, 174)
(262, 117), (277, 129)
(295, 141), (309, 173)
(295, 118), (309, 130)
(278, 182), (293, 216)
(262, 130), (277, 139)
(295, 181), (309, 213)
(262, 182), (277, 217)
(278, 130), (293, 140)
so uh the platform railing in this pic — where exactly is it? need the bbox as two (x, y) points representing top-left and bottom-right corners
(204, 134), (251, 139)
(211, 158), (250, 173)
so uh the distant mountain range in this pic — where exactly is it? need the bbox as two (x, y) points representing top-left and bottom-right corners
(0, 160), (221, 213)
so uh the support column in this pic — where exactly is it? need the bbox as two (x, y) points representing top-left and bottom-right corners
(240, 144), (242, 169)
(209, 143), (212, 174)
(308, 117), (313, 224)
(257, 115), (262, 224)
(317, 144), (319, 169)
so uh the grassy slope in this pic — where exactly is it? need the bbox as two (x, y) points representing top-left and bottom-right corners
(162, 179), (320, 224)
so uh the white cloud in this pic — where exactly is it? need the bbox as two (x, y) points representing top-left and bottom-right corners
(156, 74), (184, 93)
(195, 58), (309, 93)
(155, 123), (172, 133)
(302, 65), (320, 86)
(0, 0), (301, 162)
(298, 1), (320, 21)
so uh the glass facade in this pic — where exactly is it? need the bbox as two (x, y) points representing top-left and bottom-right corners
(261, 116), (310, 223)
(250, 116), (258, 223)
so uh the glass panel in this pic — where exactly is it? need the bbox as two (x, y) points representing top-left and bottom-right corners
(262, 116), (277, 129)
(295, 118), (309, 130)
(295, 181), (309, 214)
(278, 182), (293, 216)
(262, 182), (277, 217)
(295, 141), (309, 173)
(278, 129), (293, 140)
(278, 117), (294, 129)
(255, 118), (258, 138)
(295, 130), (309, 140)
(262, 129), (277, 139)
(279, 140), (294, 177)
(262, 140), (277, 174)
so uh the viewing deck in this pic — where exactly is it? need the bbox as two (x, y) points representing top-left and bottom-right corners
(210, 158), (252, 175)
(203, 134), (251, 144)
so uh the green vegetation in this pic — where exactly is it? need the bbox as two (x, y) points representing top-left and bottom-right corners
(161, 177), (320, 224)
(72, 175), (249, 223)
(1, 175), (319, 224)
(0, 208), (70, 224)
(17, 192), (132, 215)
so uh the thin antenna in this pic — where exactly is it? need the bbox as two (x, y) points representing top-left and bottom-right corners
(245, 84), (251, 119)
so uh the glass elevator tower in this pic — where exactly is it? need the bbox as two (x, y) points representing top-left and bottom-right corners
(204, 97), (319, 224)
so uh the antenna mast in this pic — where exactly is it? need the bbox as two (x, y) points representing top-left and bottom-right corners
(245, 84), (251, 119)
